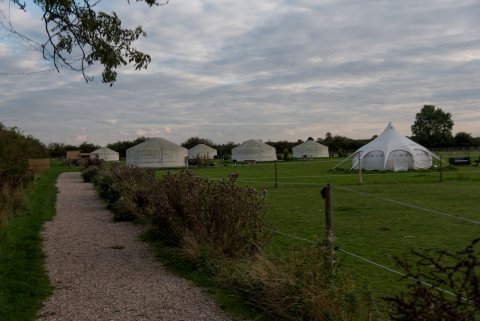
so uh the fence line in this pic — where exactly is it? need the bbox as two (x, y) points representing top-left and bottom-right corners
(265, 227), (462, 299)
(333, 185), (480, 225)
(230, 178), (480, 225)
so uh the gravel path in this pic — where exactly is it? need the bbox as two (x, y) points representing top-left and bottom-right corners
(38, 172), (234, 321)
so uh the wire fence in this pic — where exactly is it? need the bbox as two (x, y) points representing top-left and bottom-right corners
(264, 227), (461, 299)
(228, 170), (480, 301)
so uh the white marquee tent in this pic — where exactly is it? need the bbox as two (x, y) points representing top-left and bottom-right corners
(188, 144), (217, 160)
(126, 137), (188, 168)
(343, 122), (437, 171)
(292, 140), (329, 158)
(231, 140), (276, 162)
(90, 147), (119, 161)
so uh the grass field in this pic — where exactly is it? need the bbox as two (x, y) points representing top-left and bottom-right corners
(155, 155), (480, 302)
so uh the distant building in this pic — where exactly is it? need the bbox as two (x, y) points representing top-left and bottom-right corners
(188, 144), (217, 160)
(231, 140), (276, 162)
(126, 137), (187, 168)
(292, 140), (329, 158)
(90, 147), (119, 161)
(350, 122), (437, 171)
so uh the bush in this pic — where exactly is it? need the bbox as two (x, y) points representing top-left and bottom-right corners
(94, 165), (157, 221)
(146, 171), (269, 259)
(214, 245), (378, 321)
(81, 166), (100, 183)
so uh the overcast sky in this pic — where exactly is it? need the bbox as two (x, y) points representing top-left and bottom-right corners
(1, 0), (479, 146)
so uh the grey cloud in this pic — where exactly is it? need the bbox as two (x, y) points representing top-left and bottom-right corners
(1, 0), (480, 146)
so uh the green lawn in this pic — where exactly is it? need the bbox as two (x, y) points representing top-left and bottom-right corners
(156, 158), (480, 300)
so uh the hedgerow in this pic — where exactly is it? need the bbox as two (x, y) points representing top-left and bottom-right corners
(81, 165), (379, 320)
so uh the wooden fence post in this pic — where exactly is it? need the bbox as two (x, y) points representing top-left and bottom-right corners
(358, 153), (363, 185)
(439, 155), (443, 183)
(321, 184), (335, 262)
(274, 160), (278, 189)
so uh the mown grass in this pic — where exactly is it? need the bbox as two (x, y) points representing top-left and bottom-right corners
(155, 157), (480, 308)
(0, 161), (76, 321)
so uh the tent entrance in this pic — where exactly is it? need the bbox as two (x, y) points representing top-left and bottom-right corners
(387, 150), (413, 171)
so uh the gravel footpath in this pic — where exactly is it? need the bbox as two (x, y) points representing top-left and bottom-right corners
(38, 172), (234, 321)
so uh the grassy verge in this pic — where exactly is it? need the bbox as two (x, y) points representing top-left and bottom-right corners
(0, 161), (75, 321)
(140, 231), (265, 321)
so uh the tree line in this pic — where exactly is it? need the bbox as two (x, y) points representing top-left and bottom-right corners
(4, 105), (479, 162)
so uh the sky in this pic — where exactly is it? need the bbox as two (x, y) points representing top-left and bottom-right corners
(1, 0), (479, 146)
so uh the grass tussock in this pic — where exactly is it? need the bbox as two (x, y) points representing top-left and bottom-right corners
(210, 245), (379, 321)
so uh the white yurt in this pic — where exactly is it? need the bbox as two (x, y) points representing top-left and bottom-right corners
(188, 144), (217, 160)
(90, 147), (120, 161)
(292, 139), (329, 158)
(350, 122), (437, 171)
(231, 140), (276, 162)
(126, 137), (188, 168)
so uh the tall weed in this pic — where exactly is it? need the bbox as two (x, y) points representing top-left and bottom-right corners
(217, 245), (379, 321)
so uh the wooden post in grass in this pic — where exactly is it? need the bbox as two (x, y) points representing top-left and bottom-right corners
(274, 160), (278, 189)
(439, 155), (443, 183)
(358, 153), (363, 185)
(321, 184), (335, 262)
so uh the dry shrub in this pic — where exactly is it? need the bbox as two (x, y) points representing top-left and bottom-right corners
(147, 171), (269, 259)
(86, 167), (270, 260)
(105, 165), (158, 221)
(217, 245), (378, 321)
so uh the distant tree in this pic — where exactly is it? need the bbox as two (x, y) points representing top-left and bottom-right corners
(473, 137), (480, 148)
(307, 136), (314, 141)
(79, 141), (100, 153)
(326, 135), (365, 153)
(107, 136), (146, 158)
(454, 132), (474, 148)
(7, 0), (167, 85)
(214, 141), (237, 160)
(181, 137), (214, 150)
(411, 105), (454, 147)
(48, 142), (66, 158)
(0, 122), (48, 186)
(268, 140), (297, 154)
(324, 132), (333, 146)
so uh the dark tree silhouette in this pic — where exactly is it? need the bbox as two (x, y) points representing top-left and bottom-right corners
(6, 0), (167, 85)
(411, 105), (454, 147)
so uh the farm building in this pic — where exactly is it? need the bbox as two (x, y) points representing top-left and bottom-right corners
(231, 140), (276, 162)
(90, 147), (119, 161)
(188, 144), (217, 160)
(126, 137), (188, 168)
(292, 139), (329, 158)
(349, 121), (437, 171)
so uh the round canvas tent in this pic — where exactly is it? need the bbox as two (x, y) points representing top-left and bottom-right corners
(90, 147), (119, 161)
(188, 144), (217, 160)
(126, 137), (188, 168)
(349, 122), (437, 171)
(292, 140), (329, 158)
(231, 140), (276, 162)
